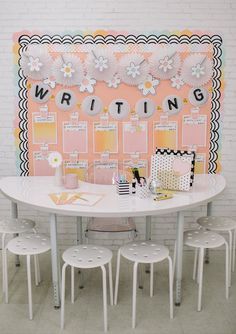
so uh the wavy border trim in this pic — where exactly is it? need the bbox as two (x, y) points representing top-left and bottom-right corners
(17, 33), (223, 175)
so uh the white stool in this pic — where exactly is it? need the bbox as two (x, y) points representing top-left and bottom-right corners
(5, 233), (51, 319)
(183, 229), (229, 311)
(0, 218), (36, 301)
(114, 241), (173, 329)
(197, 216), (236, 283)
(61, 244), (113, 332)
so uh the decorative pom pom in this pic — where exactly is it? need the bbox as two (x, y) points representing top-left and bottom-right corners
(20, 45), (52, 80)
(52, 54), (84, 87)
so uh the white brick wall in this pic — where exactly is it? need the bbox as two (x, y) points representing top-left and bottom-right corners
(0, 0), (235, 248)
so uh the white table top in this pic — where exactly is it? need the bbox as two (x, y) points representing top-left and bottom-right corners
(0, 175), (225, 218)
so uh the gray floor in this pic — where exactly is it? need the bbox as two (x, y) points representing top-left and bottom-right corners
(0, 251), (236, 334)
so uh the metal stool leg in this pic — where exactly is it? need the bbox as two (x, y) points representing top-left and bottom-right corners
(1, 233), (6, 295)
(150, 263), (154, 297)
(108, 261), (113, 306)
(225, 241), (229, 299)
(4, 246), (8, 304)
(167, 256), (174, 319)
(101, 265), (108, 332)
(60, 263), (68, 330)
(233, 229), (236, 272)
(132, 262), (138, 329)
(71, 266), (75, 304)
(26, 255), (33, 320)
(228, 231), (232, 287)
(34, 255), (39, 286)
(197, 248), (204, 311)
(193, 248), (198, 281)
(114, 249), (121, 305)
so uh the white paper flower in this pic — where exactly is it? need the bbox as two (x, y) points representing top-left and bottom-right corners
(60, 62), (75, 78)
(159, 56), (173, 73)
(181, 54), (212, 87)
(94, 56), (108, 72)
(170, 75), (184, 90)
(126, 62), (140, 78)
(27, 56), (42, 72)
(106, 74), (121, 88)
(119, 54), (149, 86)
(86, 48), (117, 82)
(79, 76), (96, 93)
(52, 54), (84, 87)
(48, 151), (62, 168)
(149, 50), (181, 80)
(20, 45), (52, 80)
(138, 74), (160, 96)
(43, 78), (56, 89)
(191, 63), (205, 78)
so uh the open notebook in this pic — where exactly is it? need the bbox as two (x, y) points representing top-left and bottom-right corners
(49, 192), (103, 206)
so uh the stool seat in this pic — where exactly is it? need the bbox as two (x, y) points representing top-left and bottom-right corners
(120, 241), (169, 263)
(7, 233), (51, 256)
(197, 216), (236, 231)
(62, 245), (112, 269)
(0, 218), (35, 234)
(184, 229), (225, 249)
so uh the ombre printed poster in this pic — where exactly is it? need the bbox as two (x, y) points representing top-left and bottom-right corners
(13, 31), (223, 178)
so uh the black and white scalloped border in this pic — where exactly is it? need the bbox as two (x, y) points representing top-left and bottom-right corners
(17, 33), (222, 176)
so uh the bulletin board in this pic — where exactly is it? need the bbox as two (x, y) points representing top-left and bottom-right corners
(13, 31), (223, 180)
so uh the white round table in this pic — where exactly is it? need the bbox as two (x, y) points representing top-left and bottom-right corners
(0, 174), (226, 307)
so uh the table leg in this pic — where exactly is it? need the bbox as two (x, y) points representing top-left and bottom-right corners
(76, 217), (84, 289)
(205, 202), (213, 264)
(145, 216), (152, 273)
(11, 202), (20, 267)
(76, 216), (83, 245)
(49, 213), (61, 308)
(175, 211), (184, 306)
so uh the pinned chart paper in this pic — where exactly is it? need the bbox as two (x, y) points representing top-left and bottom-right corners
(182, 115), (207, 147)
(64, 160), (88, 181)
(123, 122), (148, 154)
(32, 113), (57, 144)
(153, 122), (178, 150)
(33, 151), (54, 176)
(93, 160), (118, 185)
(93, 122), (118, 153)
(123, 159), (148, 181)
(63, 121), (88, 153)
(194, 154), (206, 174)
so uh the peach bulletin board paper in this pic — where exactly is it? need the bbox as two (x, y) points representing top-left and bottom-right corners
(13, 31), (223, 179)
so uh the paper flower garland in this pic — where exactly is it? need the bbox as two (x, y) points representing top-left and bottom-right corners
(20, 45), (53, 80)
(181, 53), (212, 87)
(138, 74), (160, 96)
(107, 74), (121, 88)
(85, 48), (117, 82)
(48, 151), (62, 168)
(170, 75), (184, 90)
(118, 54), (149, 86)
(52, 54), (84, 87)
(149, 50), (181, 80)
(79, 75), (96, 93)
